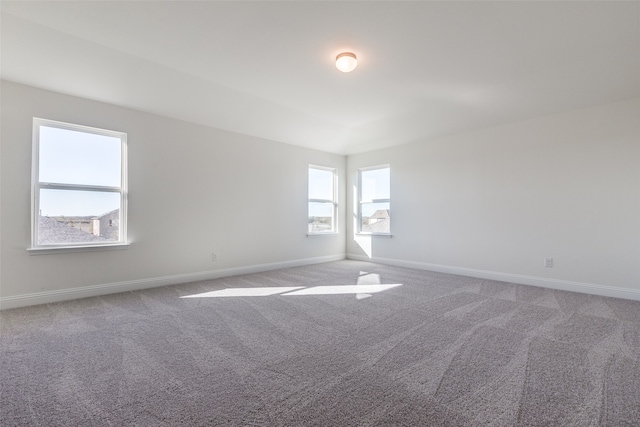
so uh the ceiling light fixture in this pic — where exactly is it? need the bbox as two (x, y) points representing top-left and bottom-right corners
(336, 52), (357, 72)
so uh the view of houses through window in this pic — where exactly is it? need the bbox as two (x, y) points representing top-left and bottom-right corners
(32, 119), (127, 247)
(38, 208), (120, 245)
(359, 166), (390, 234)
(308, 165), (337, 233)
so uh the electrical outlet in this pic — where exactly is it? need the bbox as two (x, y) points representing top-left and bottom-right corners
(544, 257), (553, 268)
(211, 252), (218, 261)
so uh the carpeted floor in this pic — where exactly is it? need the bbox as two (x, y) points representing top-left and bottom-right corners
(1, 260), (639, 426)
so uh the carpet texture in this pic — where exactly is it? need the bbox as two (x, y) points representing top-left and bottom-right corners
(1, 260), (639, 426)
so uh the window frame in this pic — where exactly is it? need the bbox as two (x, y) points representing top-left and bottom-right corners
(29, 118), (129, 253)
(307, 164), (338, 235)
(358, 165), (391, 235)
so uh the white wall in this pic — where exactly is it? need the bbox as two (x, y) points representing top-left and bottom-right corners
(347, 97), (640, 298)
(0, 81), (345, 307)
(2, 81), (638, 307)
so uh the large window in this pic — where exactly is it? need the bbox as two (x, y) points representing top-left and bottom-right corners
(358, 165), (390, 234)
(31, 118), (127, 250)
(308, 165), (337, 233)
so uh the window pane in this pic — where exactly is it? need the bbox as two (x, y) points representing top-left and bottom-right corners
(39, 125), (122, 187)
(309, 168), (333, 200)
(361, 167), (390, 200)
(308, 202), (334, 233)
(361, 202), (390, 233)
(38, 189), (120, 244)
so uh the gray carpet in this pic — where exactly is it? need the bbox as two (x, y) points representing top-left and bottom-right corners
(1, 260), (639, 426)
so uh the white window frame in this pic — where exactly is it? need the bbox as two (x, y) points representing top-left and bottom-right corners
(358, 165), (391, 235)
(308, 165), (338, 235)
(29, 118), (128, 253)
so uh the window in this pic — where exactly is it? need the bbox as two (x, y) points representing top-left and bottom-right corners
(308, 165), (337, 233)
(31, 118), (127, 250)
(358, 165), (390, 234)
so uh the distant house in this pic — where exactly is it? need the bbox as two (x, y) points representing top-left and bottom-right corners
(38, 216), (108, 244)
(97, 209), (120, 241)
(368, 209), (389, 224)
(40, 209), (119, 244)
(308, 215), (332, 232)
(48, 215), (94, 235)
(362, 209), (390, 233)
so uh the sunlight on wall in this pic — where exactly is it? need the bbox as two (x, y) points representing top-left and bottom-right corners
(354, 234), (372, 258)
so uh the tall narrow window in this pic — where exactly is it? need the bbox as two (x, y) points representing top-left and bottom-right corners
(308, 165), (337, 234)
(31, 118), (127, 250)
(358, 165), (390, 234)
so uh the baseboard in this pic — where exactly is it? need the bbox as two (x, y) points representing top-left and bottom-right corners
(347, 254), (640, 301)
(0, 254), (346, 310)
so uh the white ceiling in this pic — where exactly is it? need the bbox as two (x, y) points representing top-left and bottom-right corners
(2, 1), (639, 155)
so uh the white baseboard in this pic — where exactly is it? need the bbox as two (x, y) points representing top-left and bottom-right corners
(347, 254), (640, 301)
(0, 254), (346, 310)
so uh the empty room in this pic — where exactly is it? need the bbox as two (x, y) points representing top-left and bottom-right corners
(1, 1), (639, 425)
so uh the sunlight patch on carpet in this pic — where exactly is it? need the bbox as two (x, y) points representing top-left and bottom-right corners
(181, 287), (304, 298)
(180, 271), (402, 299)
(283, 284), (402, 296)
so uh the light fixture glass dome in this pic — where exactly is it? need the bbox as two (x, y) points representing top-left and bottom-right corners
(336, 52), (357, 72)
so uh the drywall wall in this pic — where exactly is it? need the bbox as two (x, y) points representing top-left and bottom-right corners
(347, 97), (640, 297)
(0, 81), (345, 307)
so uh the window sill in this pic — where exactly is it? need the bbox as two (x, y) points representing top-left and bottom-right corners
(307, 232), (339, 237)
(27, 243), (130, 255)
(355, 233), (393, 238)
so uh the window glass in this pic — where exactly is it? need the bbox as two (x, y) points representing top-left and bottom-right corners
(39, 126), (121, 187)
(359, 166), (390, 234)
(309, 168), (333, 200)
(308, 166), (337, 233)
(40, 189), (120, 218)
(32, 119), (127, 249)
(361, 167), (390, 201)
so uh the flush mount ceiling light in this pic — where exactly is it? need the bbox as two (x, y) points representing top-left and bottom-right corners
(336, 52), (357, 72)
